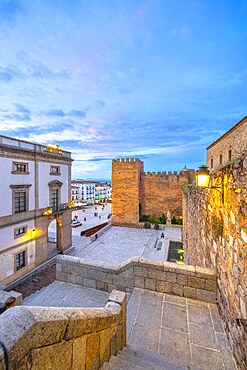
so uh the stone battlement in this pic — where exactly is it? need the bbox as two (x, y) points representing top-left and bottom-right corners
(113, 158), (141, 164)
(144, 170), (188, 179)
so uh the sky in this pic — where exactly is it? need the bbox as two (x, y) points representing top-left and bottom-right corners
(0, 0), (247, 179)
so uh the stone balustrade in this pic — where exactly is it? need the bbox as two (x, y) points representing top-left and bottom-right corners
(0, 290), (126, 370)
(56, 255), (217, 304)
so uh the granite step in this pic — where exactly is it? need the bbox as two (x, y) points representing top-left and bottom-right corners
(102, 345), (186, 370)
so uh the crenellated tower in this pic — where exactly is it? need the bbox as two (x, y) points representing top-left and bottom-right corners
(112, 158), (144, 227)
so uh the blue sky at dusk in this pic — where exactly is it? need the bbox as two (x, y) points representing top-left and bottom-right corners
(0, 0), (246, 179)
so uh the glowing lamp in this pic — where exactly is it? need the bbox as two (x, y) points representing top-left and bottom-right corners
(196, 165), (210, 188)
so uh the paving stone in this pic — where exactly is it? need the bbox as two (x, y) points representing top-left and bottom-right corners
(216, 332), (238, 370)
(189, 322), (218, 349)
(140, 290), (163, 308)
(209, 305), (225, 333)
(162, 302), (188, 333)
(159, 328), (191, 368)
(136, 304), (162, 329)
(188, 303), (212, 326)
(127, 289), (143, 339)
(128, 323), (159, 353)
(191, 344), (224, 370)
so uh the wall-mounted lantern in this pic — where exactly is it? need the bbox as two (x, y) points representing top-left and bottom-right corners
(196, 165), (224, 203)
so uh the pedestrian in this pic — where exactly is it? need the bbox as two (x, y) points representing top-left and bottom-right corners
(99, 215), (101, 219)
(84, 217), (86, 222)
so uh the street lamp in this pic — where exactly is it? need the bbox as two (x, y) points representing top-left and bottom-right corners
(196, 165), (224, 203)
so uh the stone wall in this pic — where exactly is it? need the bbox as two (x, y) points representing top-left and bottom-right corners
(112, 158), (195, 226)
(183, 150), (247, 369)
(56, 255), (217, 304)
(143, 170), (194, 217)
(0, 290), (126, 370)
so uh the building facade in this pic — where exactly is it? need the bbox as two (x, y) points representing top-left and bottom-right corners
(112, 158), (195, 227)
(207, 116), (247, 173)
(95, 182), (112, 203)
(71, 185), (79, 202)
(0, 136), (72, 285)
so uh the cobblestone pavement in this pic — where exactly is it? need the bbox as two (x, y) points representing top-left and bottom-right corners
(127, 288), (237, 370)
(23, 280), (110, 308)
(69, 225), (182, 265)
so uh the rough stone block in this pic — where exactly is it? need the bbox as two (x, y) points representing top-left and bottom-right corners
(96, 281), (108, 291)
(196, 289), (217, 303)
(133, 266), (148, 277)
(75, 275), (84, 286)
(31, 340), (73, 370)
(72, 336), (86, 370)
(165, 272), (177, 283)
(147, 269), (165, 280)
(172, 284), (184, 296)
(145, 278), (157, 291)
(56, 271), (70, 282)
(119, 256), (139, 272)
(99, 328), (112, 366)
(116, 276), (133, 289)
(96, 313), (113, 332)
(108, 290), (126, 307)
(164, 262), (196, 276)
(156, 280), (173, 294)
(86, 332), (100, 370)
(195, 267), (216, 280)
(204, 279), (217, 292)
(0, 306), (68, 368)
(183, 286), (196, 300)
(188, 276), (205, 289)
(134, 276), (145, 289)
(65, 310), (98, 339)
(119, 267), (133, 278)
(177, 274), (188, 286)
(83, 278), (96, 289)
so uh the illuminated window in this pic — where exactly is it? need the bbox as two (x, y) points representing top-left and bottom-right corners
(16, 251), (26, 271)
(15, 226), (26, 238)
(12, 162), (28, 174)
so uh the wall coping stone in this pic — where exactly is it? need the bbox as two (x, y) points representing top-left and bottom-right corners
(0, 290), (126, 370)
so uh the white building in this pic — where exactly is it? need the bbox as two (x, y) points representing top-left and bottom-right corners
(71, 180), (95, 204)
(95, 183), (112, 203)
(71, 185), (79, 202)
(0, 136), (72, 285)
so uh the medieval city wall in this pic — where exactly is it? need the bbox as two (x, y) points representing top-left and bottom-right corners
(112, 158), (195, 226)
(183, 150), (247, 369)
(143, 170), (194, 217)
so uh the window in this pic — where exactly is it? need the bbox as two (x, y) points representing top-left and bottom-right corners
(219, 154), (222, 165)
(12, 162), (29, 174)
(210, 158), (213, 169)
(228, 150), (232, 161)
(16, 251), (26, 271)
(51, 188), (58, 211)
(14, 191), (27, 213)
(14, 226), (27, 238)
(50, 166), (60, 175)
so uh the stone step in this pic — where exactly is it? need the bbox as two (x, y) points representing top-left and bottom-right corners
(102, 345), (186, 370)
(121, 346), (185, 370)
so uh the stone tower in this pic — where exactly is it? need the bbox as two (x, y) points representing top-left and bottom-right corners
(112, 158), (144, 227)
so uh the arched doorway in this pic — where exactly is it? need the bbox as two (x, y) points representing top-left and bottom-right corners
(47, 219), (58, 258)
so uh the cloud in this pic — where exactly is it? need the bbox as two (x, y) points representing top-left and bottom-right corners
(13, 103), (31, 114)
(44, 109), (86, 118)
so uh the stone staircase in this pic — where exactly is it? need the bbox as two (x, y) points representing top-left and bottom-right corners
(102, 346), (185, 370)
(102, 288), (237, 370)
